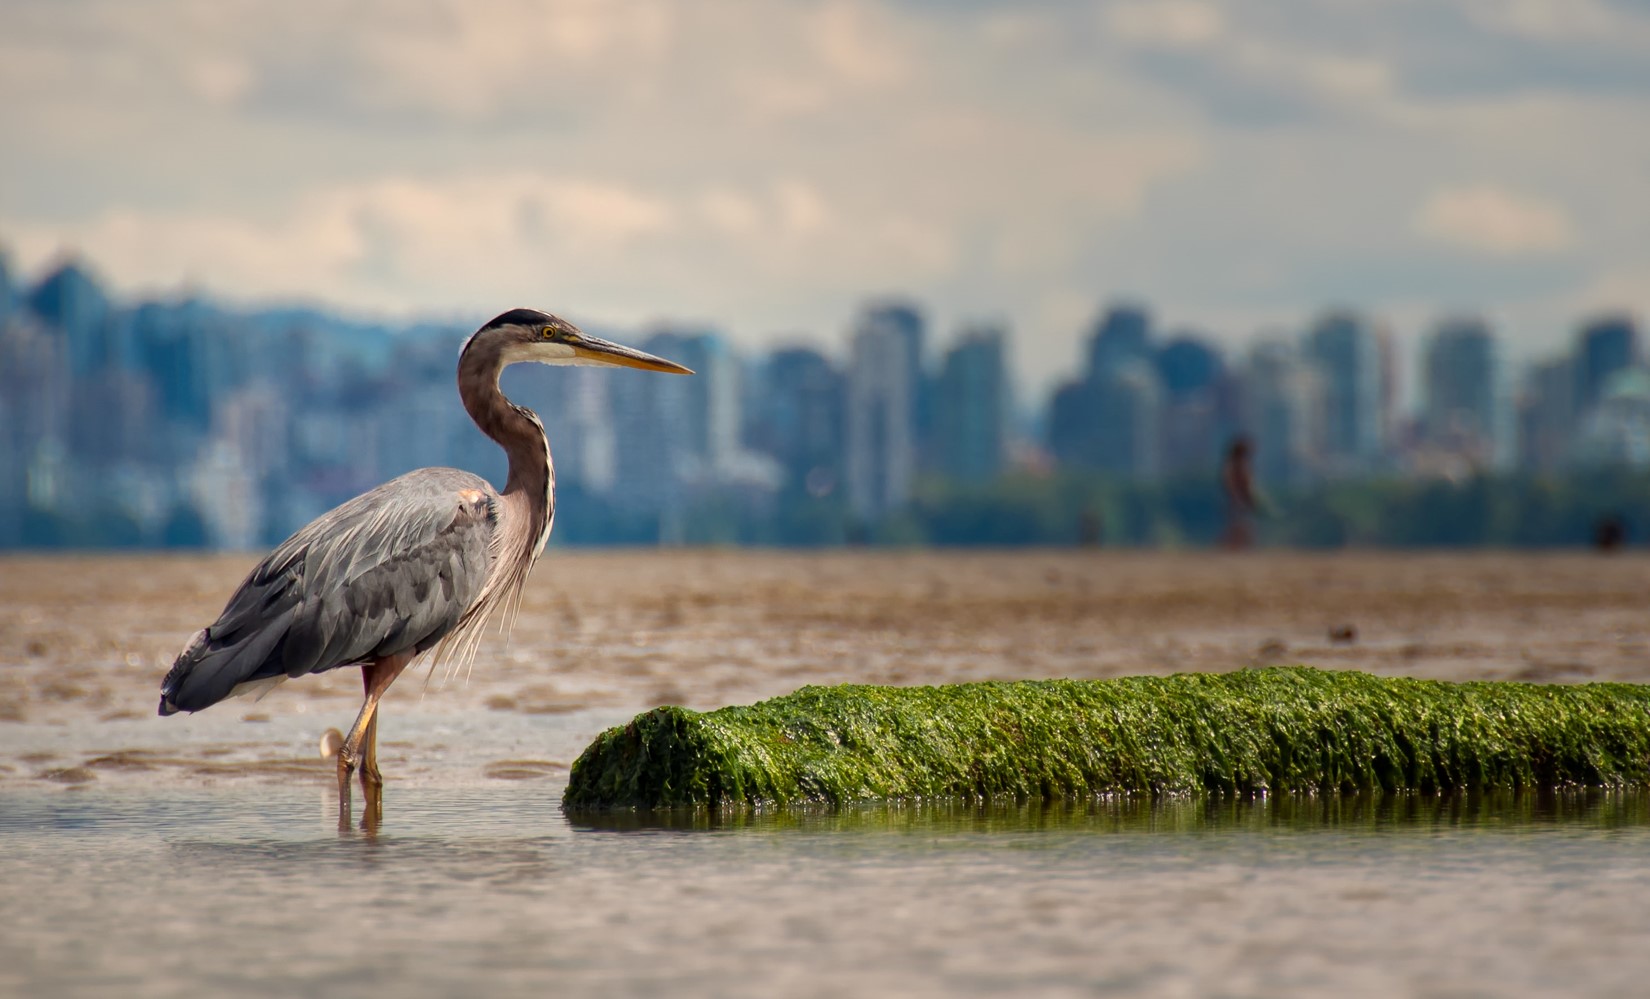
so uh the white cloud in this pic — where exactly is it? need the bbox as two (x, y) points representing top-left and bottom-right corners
(1464, 0), (1650, 51)
(1571, 260), (1650, 320)
(3, 0), (1649, 391)
(806, 0), (910, 89)
(1415, 186), (1576, 256)
(1103, 1), (1223, 49)
(343, 0), (674, 119)
(8, 175), (677, 312)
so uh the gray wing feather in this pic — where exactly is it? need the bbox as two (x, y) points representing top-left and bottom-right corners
(159, 467), (498, 714)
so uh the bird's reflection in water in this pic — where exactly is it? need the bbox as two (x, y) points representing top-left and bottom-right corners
(318, 726), (384, 836)
(335, 780), (384, 837)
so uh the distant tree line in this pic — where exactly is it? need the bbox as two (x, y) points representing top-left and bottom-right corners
(12, 471), (1650, 551)
(445, 470), (1650, 549)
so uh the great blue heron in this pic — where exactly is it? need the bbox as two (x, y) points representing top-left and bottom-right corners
(158, 308), (690, 817)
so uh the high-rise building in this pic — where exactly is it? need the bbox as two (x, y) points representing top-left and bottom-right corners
(1047, 379), (1100, 471)
(1577, 369), (1650, 469)
(0, 314), (71, 458)
(0, 315), (72, 540)
(26, 260), (115, 377)
(1303, 310), (1386, 475)
(605, 328), (776, 539)
(1046, 366), (1162, 478)
(857, 300), (929, 464)
(1420, 317), (1510, 470)
(1155, 336), (1222, 398)
(547, 368), (617, 494)
(1240, 340), (1325, 487)
(846, 313), (915, 519)
(605, 329), (711, 518)
(667, 332), (741, 475)
(69, 368), (156, 467)
(1047, 304), (1164, 479)
(1095, 361), (1163, 480)
(0, 250), (17, 324)
(1086, 304), (1152, 382)
(1575, 314), (1640, 415)
(1155, 334), (1230, 477)
(1517, 356), (1577, 474)
(933, 324), (1009, 484)
(190, 438), (262, 550)
(749, 346), (845, 496)
(131, 300), (219, 437)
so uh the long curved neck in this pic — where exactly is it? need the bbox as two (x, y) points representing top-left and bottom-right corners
(457, 347), (554, 557)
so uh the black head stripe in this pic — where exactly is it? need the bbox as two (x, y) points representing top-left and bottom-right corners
(480, 308), (554, 332)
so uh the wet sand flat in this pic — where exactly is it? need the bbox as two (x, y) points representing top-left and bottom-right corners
(5, 550), (1650, 998)
(2, 549), (1649, 787)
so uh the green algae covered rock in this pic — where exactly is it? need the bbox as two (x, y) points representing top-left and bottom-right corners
(562, 667), (1650, 809)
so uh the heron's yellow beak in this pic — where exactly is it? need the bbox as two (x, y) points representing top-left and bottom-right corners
(570, 334), (694, 374)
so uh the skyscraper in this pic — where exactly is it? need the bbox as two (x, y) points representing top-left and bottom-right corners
(846, 311), (915, 519)
(1575, 314), (1640, 416)
(1240, 340), (1325, 487)
(0, 250), (17, 324)
(933, 323), (1009, 484)
(1095, 361), (1163, 480)
(1155, 334), (1230, 477)
(655, 331), (741, 476)
(1046, 303), (1164, 479)
(1517, 356), (1577, 474)
(1047, 379), (1100, 471)
(1046, 365), (1162, 478)
(1576, 368), (1650, 469)
(1420, 317), (1509, 470)
(606, 328), (777, 540)
(550, 369), (618, 495)
(1086, 304), (1152, 382)
(1303, 310), (1386, 475)
(749, 346), (845, 496)
(131, 300), (219, 436)
(26, 260), (114, 377)
(856, 300), (929, 464)
(607, 331), (696, 519)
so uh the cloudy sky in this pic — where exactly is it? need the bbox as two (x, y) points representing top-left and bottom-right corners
(3, 0), (1648, 391)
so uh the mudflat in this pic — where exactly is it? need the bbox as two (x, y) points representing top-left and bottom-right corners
(1, 549), (1645, 788)
(6, 550), (1650, 999)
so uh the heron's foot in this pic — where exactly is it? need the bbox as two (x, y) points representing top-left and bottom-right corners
(334, 752), (384, 833)
(335, 754), (354, 831)
(360, 779), (383, 833)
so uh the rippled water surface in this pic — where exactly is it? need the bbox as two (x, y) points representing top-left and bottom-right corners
(6, 552), (1650, 996)
(7, 784), (1650, 998)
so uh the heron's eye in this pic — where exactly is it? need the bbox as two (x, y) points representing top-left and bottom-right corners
(541, 325), (555, 338)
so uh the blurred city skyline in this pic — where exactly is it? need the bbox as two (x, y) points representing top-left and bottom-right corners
(5, 250), (1649, 550)
(4, 0), (1649, 395)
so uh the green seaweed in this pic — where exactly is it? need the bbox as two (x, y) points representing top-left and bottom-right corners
(562, 667), (1650, 809)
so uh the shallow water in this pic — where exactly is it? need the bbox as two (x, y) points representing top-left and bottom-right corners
(7, 551), (1650, 996)
(6, 784), (1650, 998)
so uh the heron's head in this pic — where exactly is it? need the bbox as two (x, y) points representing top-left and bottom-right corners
(467, 308), (694, 375)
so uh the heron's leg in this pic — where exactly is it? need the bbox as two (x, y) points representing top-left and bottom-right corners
(361, 712), (381, 787)
(359, 663), (384, 792)
(337, 652), (414, 785)
(354, 713), (384, 835)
